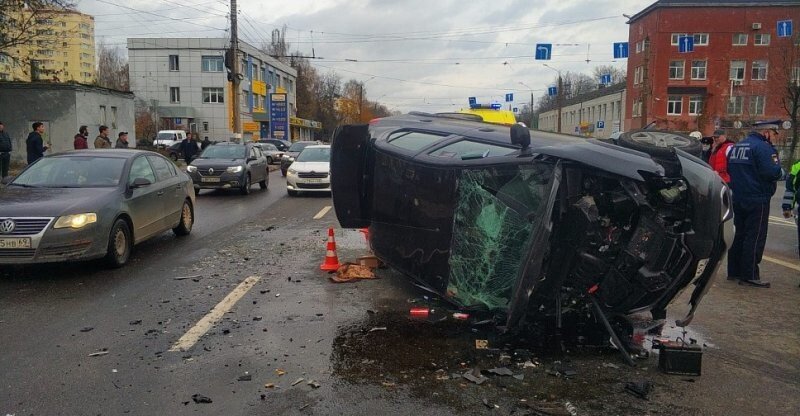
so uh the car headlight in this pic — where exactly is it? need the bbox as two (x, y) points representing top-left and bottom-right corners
(226, 166), (243, 173)
(288, 168), (298, 175)
(186, 165), (197, 173)
(54, 213), (97, 229)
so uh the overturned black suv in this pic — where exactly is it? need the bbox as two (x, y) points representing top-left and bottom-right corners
(331, 113), (731, 355)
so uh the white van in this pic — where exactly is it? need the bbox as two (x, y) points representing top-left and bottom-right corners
(154, 130), (187, 148)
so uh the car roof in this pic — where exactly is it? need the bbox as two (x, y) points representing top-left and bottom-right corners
(216, 142), (247, 146)
(54, 149), (156, 159)
(304, 144), (330, 149)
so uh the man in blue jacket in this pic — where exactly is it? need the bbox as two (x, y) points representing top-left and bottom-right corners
(727, 120), (785, 288)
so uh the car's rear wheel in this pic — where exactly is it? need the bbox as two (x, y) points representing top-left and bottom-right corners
(259, 171), (268, 189)
(105, 219), (132, 268)
(288, 189), (299, 197)
(240, 174), (251, 195)
(170, 153), (178, 161)
(266, 156), (273, 165)
(618, 131), (702, 158)
(173, 199), (193, 236)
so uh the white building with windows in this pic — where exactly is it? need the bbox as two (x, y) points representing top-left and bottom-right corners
(538, 83), (627, 139)
(128, 38), (316, 142)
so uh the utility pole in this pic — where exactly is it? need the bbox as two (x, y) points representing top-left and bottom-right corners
(358, 82), (363, 122)
(230, 0), (242, 138)
(530, 91), (534, 128)
(556, 74), (563, 133)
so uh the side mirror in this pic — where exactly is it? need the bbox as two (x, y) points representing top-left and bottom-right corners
(130, 177), (152, 189)
(510, 124), (531, 149)
(1, 176), (14, 185)
(246, 157), (256, 163)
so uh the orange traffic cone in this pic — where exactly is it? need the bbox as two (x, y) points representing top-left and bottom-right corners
(320, 227), (341, 271)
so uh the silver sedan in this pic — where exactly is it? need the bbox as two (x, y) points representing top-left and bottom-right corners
(0, 149), (196, 267)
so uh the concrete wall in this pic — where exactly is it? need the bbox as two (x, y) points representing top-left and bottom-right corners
(0, 83), (135, 163)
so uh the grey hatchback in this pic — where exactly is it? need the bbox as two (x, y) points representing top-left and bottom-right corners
(0, 150), (195, 267)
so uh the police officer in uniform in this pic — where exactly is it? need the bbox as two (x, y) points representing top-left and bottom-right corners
(726, 120), (785, 288)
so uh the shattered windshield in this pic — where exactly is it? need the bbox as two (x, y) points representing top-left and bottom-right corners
(447, 163), (556, 310)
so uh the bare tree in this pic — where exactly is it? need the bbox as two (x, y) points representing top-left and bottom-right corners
(592, 65), (627, 85)
(778, 34), (800, 160)
(95, 40), (129, 91)
(0, 0), (75, 52)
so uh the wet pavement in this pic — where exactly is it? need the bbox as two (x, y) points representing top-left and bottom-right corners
(1, 173), (799, 415)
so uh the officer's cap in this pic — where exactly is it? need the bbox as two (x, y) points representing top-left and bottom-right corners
(752, 119), (781, 130)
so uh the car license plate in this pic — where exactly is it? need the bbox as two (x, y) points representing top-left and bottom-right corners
(202, 177), (221, 183)
(0, 237), (32, 249)
(304, 179), (322, 183)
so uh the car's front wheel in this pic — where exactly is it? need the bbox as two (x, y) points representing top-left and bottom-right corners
(266, 156), (273, 165)
(105, 218), (132, 268)
(173, 199), (193, 236)
(240, 174), (251, 195)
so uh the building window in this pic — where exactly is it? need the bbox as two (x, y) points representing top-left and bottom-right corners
(169, 55), (179, 71)
(202, 87), (224, 103)
(669, 60), (684, 79)
(691, 60), (707, 80)
(634, 66), (643, 85)
(729, 60), (745, 80)
(754, 33), (770, 46)
(693, 33), (709, 45)
(688, 96), (703, 115)
(100, 105), (107, 125)
(792, 66), (800, 85)
(201, 56), (224, 72)
(671, 33), (688, 45)
(170, 87), (180, 103)
(749, 96), (765, 115)
(252, 63), (258, 80)
(203, 122), (209, 132)
(111, 107), (117, 129)
(667, 95), (682, 115)
(632, 99), (642, 117)
(732, 33), (748, 45)
(751, 60), (768, 80)
(727, 96), (743, 115)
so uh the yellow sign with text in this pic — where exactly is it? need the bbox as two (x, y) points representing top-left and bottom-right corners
(252, 80), (267, 96)
(242, 122), (259, 132)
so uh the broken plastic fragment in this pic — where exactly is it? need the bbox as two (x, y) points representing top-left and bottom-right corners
(191, 394), (212, 404)
(462, 368), (488, 385)
(475, 339), (489, 350)
(488, 367), (513, 376)
(275, 369), (286, 376)
(409, 308), (430, 318)
(307, 380), (321, 389)
(291, 378), (304, 386)
(88, 350), (109, 357)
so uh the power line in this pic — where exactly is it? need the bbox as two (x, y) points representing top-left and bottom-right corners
(93, 0), (227, 31)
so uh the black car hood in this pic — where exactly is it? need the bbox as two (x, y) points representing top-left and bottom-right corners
(191, 158), (244, 167)
(0, 186), (118, 217)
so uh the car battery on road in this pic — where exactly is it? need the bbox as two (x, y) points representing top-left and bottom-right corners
(654, 339), (703, 376)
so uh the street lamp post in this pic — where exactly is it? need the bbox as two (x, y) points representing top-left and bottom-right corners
(543, 64), (563, 133)
(518, 82), (535, 128)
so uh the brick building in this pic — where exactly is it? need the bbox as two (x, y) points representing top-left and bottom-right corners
(625, 0), (799, 137)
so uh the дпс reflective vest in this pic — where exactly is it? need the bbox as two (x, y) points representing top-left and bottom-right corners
(726, 132), (783, 204)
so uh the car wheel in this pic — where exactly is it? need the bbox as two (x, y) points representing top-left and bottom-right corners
(173, 199), (193, 236)
(267, 156), (273, 165)
(240, 174), (251, 195)
(617, 131), (702, 158)
(288, 189), (298, 197)
(105, 218), (132, 268)
(259, 171), (268, 189)
(170, 153), (178, 161)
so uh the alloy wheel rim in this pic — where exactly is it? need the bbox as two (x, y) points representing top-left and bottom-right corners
(114, 229), (126, 257)
(183, 203), (192, 228)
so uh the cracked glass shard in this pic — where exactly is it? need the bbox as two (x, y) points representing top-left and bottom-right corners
(447, 164), (555, 310)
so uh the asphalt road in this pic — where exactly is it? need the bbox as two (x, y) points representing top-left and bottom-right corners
(1, 172), (798, 415)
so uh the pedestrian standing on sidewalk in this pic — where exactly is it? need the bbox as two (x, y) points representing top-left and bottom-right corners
(181, 134), (198, 164)
(94, 125), (112, 149)
(726, 120), (785, 288)
(115, 132), (130, 148)
(0, 121), (12, 178)
(73, 125), (89, 149)
(782, 158), (800, 260)
(708, 129), (735, 183)
(26, 122), (48, 164)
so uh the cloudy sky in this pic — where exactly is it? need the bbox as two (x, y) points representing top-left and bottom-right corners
(78, 0), (654, 113)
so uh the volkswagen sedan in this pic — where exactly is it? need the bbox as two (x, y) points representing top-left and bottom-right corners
(0, 150), (195, 267)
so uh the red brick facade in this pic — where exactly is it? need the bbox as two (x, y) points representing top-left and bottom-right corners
(625, 2), (799, 137)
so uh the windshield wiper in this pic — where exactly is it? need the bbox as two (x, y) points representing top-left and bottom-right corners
(8, 183), (40, 188)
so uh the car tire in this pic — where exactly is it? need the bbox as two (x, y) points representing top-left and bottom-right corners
(170, 153), (178, 161)
(288, 189), (298, 197)
(173, 199), (193, 236)
(259, 171), (268, 189)
(105, 218), (132, 268)
(267, 156), (273, 165)
(240, 174), (251, 195)
(617, 130), (702, 158)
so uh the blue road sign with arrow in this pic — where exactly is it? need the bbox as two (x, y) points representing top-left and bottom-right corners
(600, 74), (612, 84)
(535, 44), (552, 60)
(505, 93), (514, 102)
(547, 86), (557, 97)
(612, 42), (629, 59)
(678, 35), (694, 53)
(778, 20), (793, 38)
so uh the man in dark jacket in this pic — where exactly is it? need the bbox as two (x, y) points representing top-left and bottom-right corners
(26, 122), (48, 164)
(726, 120), (785, 288)
(181, 135), (198, 163)
(0, 121), (12, 178)
(74, 125), (89, 149)
(115, 132), (130, 148)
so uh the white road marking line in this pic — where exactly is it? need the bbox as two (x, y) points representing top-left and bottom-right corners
(768, 220), (796, 228)
(313, 206), (332, 220)
(762, 255), (800, 272)
(769, 216), (795, 225)
(169, 275), (261, 352)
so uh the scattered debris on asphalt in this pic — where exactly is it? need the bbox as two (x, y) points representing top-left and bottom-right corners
(330, 264), (377, 283)
(129, 320), (142, 325)
(307, 380), (321, 389)
(238, 372), (252, 381)
(275, 369), (286, 376)
(299, 403), (310, 411)
(173, 275), (201, 281)
(488, 367), (513, 376)
(80, 327), (94, 332)
(264, 383), (275, 388)
(625, 380), (654, 400)
(482, 398), (499, 409)
(368, 327), (387, 333)
(603, 362), (621, 369)
(547, 361), (577, 378)
(252, 316), (263, 321)
(462, 368), (488, 385)
(191, 394), (212, 404)
(88, 350), (109, 357)
(475, 339), (489, 350)
(291, 377), (304, 386)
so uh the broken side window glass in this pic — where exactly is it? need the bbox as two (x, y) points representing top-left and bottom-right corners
(387, 131), (447, 151)
(429, 140), (516, 159)
(447, 163), (556, 310)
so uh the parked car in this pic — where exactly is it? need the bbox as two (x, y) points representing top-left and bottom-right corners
(0, 150), (195, 267)
(259, 138), (292, 152)
(280, 141), (319, 176)
(153, 130), (187, 148)
(286, 145), (331, 196)
(166, 141), (202, 161)
(186, 142), (269, 195)
(254, 142), (284, 164)
(330, 112), (731, 353)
